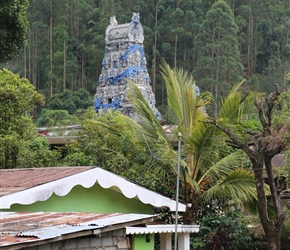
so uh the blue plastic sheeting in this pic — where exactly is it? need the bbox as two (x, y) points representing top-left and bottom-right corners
(94, 97), (120, 112)
(120, 44), (145, 64)
(195, 85), (200, 96)
(132, 14), (140, 26)
(106, 66), (147, 85)
(156, 112), (162, 119)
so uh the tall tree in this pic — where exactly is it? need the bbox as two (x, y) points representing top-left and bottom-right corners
(0, 0), (29, 63)
(254, 0), (289, 92)
(211, 84), (288, 250)
(49, 0), (53, 97)
(4, 0), (290, 117)
(0, 69), (44, 168)
(151, 0), (160, 94)
(194, 0), (243, 101)
(233, 1), (254, 80)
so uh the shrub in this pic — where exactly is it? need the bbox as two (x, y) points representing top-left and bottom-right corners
(191, 208), (258, 250)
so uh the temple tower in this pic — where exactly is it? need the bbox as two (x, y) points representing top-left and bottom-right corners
(94, 13), (159, 119)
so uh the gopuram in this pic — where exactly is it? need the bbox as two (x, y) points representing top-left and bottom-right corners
(93, 13), (159, 119)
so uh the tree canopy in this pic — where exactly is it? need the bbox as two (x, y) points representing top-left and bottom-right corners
(0, 69), (59, 168)
(194, 0), (243, 99)
(45, 88), (93, 114)
(0, 0), (28, 63)
(61, 107), (174, 194)
(3, 0), (290, 110)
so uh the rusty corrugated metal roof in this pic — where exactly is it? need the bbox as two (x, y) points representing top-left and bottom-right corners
(0, 167), (94, 197)
(0, 212), (154, 248)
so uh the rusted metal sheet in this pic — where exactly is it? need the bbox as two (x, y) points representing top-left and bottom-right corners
(0, 212), (154, 248)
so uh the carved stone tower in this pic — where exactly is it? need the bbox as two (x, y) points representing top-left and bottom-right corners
(94, 13), (159, 119)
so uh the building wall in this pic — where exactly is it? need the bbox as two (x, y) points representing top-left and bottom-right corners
(132, 234), (154, 250)
(5, 184), (153, 214)
(23, 229), (131, 250)
(21, 229), (155, 250)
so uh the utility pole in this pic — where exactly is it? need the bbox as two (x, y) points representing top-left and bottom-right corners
(174, 132), (182, 250)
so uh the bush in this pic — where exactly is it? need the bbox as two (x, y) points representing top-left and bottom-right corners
(36, 108), (79, 127)
(191, 208), (258, 250)
(282, 209), (290, 241)
(17, 136), (61, 168)
(45, 88), (92, 114)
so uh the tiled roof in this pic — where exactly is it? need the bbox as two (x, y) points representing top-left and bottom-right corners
(0, 167), (94, 197)
(0, 212), (154, 249)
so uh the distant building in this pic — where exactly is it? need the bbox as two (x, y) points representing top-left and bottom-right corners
(94, 13), (159, 120)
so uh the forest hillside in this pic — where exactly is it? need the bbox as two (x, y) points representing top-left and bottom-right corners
(2, 0), (290, 108)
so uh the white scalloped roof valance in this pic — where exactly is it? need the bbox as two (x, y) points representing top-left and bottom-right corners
(126, 224), (200, 234)
(0, 167), (186, 212)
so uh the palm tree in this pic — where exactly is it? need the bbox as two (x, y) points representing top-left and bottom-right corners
(126, 61), (258, 224)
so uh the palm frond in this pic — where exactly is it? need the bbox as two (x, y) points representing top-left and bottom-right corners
(186, 177), (201, 195)
(217, 81), (256, 126)
(126, 80), (172, 154)
(202, 169), (257, 205)
(160, 60), (212, 137)
(198, 150), (248, 185)
(124, 62), (260, 215)
(186, 122), (216, 157)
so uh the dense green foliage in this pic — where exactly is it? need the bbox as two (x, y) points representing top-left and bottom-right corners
(45, 88), (93, 114)
(61, 107), (174, 194)
(3, 0), (290, 108)
(108, 63), (259, 224)
(36, 109), (79, 127)
(18, 136), (61, 168)
(282, 209), (290, 241)
(0, 69), (59, 168)
(195, 0), (243, 98)
(36, 88), (92, 127)
(0, 0), (28, 63)
(192, 208), (258, 250)
(212, 80), (290, 249)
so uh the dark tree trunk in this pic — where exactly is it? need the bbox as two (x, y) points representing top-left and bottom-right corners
(50, 0), (53, 97)
(252, 159), (284, 250)
(211, 85), (287, 250)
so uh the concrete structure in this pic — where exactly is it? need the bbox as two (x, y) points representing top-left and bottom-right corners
(93, 13), (159, 119)
(126, 224), (199, 250)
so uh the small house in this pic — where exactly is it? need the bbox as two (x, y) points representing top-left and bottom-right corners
(0, 167), (199, 249)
